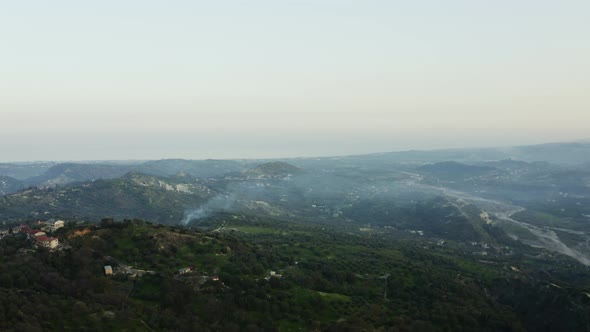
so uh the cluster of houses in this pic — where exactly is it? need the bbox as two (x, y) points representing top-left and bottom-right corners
(177, 266), (284, 284)
(104, 263), (224, 287)
(0, 220), (65, 250)
(102, 260), (155, 279)
(20, 225), (60, 249)
(174, 266), (222, 287)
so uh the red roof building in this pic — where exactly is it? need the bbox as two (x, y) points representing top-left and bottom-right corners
(36, 236), (59, 249)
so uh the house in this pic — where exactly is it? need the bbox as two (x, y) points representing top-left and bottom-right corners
(104, 265), (113, 276)
(36, 236), (58, 249)
(41, 219), (65, 232)
(21, 226), (46, 239)
(47, 219), (65, 231)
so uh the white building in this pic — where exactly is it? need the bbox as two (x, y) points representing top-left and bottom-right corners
(46, 220), (65, 231)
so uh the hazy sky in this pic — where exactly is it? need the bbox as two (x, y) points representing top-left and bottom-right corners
(1, 1), (589, 161)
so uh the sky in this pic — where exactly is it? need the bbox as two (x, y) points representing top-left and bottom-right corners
(1, 0), (589, 161)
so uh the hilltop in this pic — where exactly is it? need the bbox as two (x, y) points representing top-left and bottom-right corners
(0, 173), (213, 223)
(245, 162), (303, 177)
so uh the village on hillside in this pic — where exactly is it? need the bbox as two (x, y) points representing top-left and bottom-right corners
(0, 219), (293, 294)
(1, 219), (228, 289)
(0, 219), (65, 250)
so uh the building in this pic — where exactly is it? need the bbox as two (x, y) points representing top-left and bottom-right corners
(104, 266), (113, 276)
(42, 219), (65, 232)
(21, 226), (46, 239)
(36, 236), (59, 249)
(33, 230), (46, 237)
(178, 267), (193, 275)
(47, 219), (65, 231)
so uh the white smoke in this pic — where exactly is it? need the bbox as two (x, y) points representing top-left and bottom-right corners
(180, 194), (237, 225)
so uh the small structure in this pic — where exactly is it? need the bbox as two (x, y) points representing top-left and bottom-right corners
(178, 267), (193, 275)
(33, 230), (46, 237)
(104, 265), (113, 276)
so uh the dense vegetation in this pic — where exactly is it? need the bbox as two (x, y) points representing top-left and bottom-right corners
(2, 217), (590, 331)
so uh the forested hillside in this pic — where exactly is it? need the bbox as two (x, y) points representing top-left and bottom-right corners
(1, 217), (590, 331)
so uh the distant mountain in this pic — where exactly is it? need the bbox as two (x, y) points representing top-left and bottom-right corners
(138, 159), (247, 178)
(476, 159), (531, 170)
(0, 176), (24, 196)
(23, 163), (136, 187)
(507, 142), (590, 164)
(0, 162), (56, 180)
(417, 161), (497, 178)
(344, 141), (590, 165)
(245, 162), (303, 177)
(10, 159), (248, 189)
(0, 173), (214, 223)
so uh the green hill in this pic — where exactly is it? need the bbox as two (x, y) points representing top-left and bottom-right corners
(0, 173), (213, 223)
(0, 175), (24, 196)
(245, 162), (304, 177)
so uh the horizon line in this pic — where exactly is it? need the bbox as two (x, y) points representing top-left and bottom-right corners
(2, 138), (589, 164)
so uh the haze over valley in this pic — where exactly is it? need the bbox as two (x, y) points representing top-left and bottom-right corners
(3, 1), (590, 330)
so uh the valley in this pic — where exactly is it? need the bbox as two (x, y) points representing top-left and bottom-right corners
(2, 141), (590, 331)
